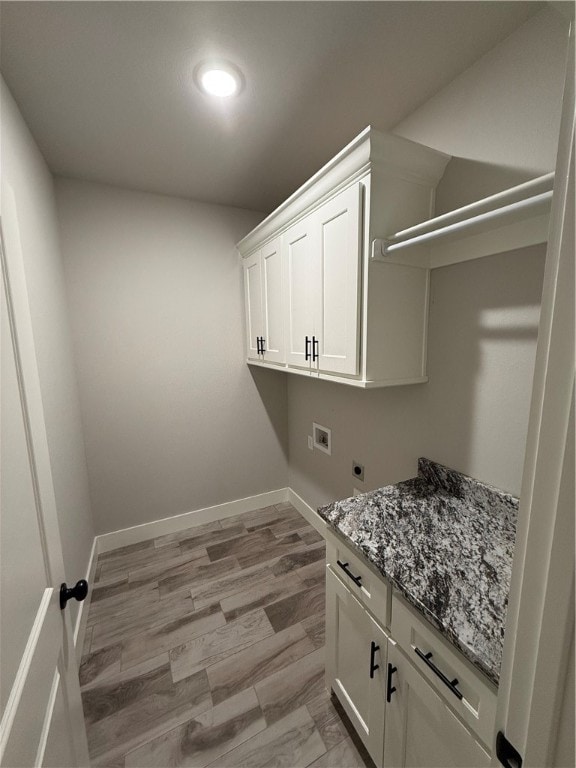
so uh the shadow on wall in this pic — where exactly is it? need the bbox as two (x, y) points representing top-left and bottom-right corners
(434, 157), (538, 214)
(249, 365), (289, 465)
(287, 245), (546, 511)
(287, 374), (429, 511)
(420, 243), (546, 495)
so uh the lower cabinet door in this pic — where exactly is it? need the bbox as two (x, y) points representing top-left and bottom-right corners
(326, 568), (388, 767)
(383, 644), (491, 768)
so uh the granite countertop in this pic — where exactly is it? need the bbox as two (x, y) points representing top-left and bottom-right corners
(317, 458), (518, 686)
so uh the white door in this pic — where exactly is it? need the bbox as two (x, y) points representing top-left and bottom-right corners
(0, 193), (90, 768)
(325, 568), (387, 767)
(384, 644), (490, 768)
(283, 216), (316, 370)
(314, 183), (362, 376)
(261, 237), (284, 364)
(493, 22), (575, 768)
(243, 250), (264, 361)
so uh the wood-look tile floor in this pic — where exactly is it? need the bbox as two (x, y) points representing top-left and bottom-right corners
(80, 503), (374, 768)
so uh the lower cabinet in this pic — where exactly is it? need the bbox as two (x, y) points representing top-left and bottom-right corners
(326, 561), (493, 768)
(325, 568), (389, 767)
(384, 643), (491, 768)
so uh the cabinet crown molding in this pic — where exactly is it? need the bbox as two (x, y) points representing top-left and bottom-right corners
(237, 126), (451, 257)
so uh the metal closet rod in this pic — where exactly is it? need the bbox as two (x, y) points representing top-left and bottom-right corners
(390, 171), (555, 242)
(384, 190), (553, 254)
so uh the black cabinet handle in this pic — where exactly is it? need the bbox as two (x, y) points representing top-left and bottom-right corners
(256, 337), (261, 354)
(312, 335), (319, 362)
(336, 559), (362, 587)
(260, 337), (266, 354)
(305, 335), (311, 361)
(369, 641), (380, 679)
(496, 732), (523, 768)
(386, 662), (397, 702)
(414, 647), (463, 700)
(60, 580), (89, 610)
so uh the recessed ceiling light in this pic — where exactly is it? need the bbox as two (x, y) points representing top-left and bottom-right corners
(195, 62), (243, 98)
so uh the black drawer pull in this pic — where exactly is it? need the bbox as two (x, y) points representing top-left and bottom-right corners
(336, 560), (362, 587)
(312, 335), (319, 362)
(414, 647), (463, 700)
(260, 337), (266, 353)
(386, 662), (397, 702)
(305, 336), (311, 361)
(369, 641), (379, 679)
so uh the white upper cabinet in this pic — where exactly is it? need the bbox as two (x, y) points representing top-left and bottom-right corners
(314, 183), (362, 376)
(239, 126), (451, 387)
(243, 250), (264, 361)
(243, 237), (284, 365)
(284, 184), (362, 375)
(284, 217), (315, 369)
(261, 237), (284, 364)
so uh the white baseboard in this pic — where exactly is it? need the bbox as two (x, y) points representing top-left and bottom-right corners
(287, 488), (327, 534)
(78, 487), (326, 660)
(74, 534), (98, 665)
(95, 488), (291, 555)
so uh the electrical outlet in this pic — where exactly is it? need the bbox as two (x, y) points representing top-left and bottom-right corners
(352, 461), (365, 482)
(308, 436), (313, 450)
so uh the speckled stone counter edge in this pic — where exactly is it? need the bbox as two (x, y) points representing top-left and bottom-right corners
(318, 458), (519, 686)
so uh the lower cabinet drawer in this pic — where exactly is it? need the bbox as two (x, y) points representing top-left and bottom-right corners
(325, 528), (391, 628)
(390, 593), (497, 749)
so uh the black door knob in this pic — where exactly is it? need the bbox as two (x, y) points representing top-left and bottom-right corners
(60, 579), (89, 610)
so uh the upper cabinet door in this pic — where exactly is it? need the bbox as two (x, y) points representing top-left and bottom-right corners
(261, 237), (284, 364)
(243, 250), (263, 361)
(314, 183), (362, 376)
(283, 217), (316, 369)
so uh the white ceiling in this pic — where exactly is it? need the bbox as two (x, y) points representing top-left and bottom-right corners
(1, 2), (542, 213)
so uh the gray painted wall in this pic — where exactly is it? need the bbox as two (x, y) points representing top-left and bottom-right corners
(1, 79), (94, 614)
(287, 7), (567, 510)
(8, 5), (566, 542)
(395, 7), (569, 212)
(288, 247), (545, 510)
(56, 178), (288, 534)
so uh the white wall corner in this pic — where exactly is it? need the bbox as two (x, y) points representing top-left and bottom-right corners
(287, 488), (327, 534)
(77, 486), (326, 666)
